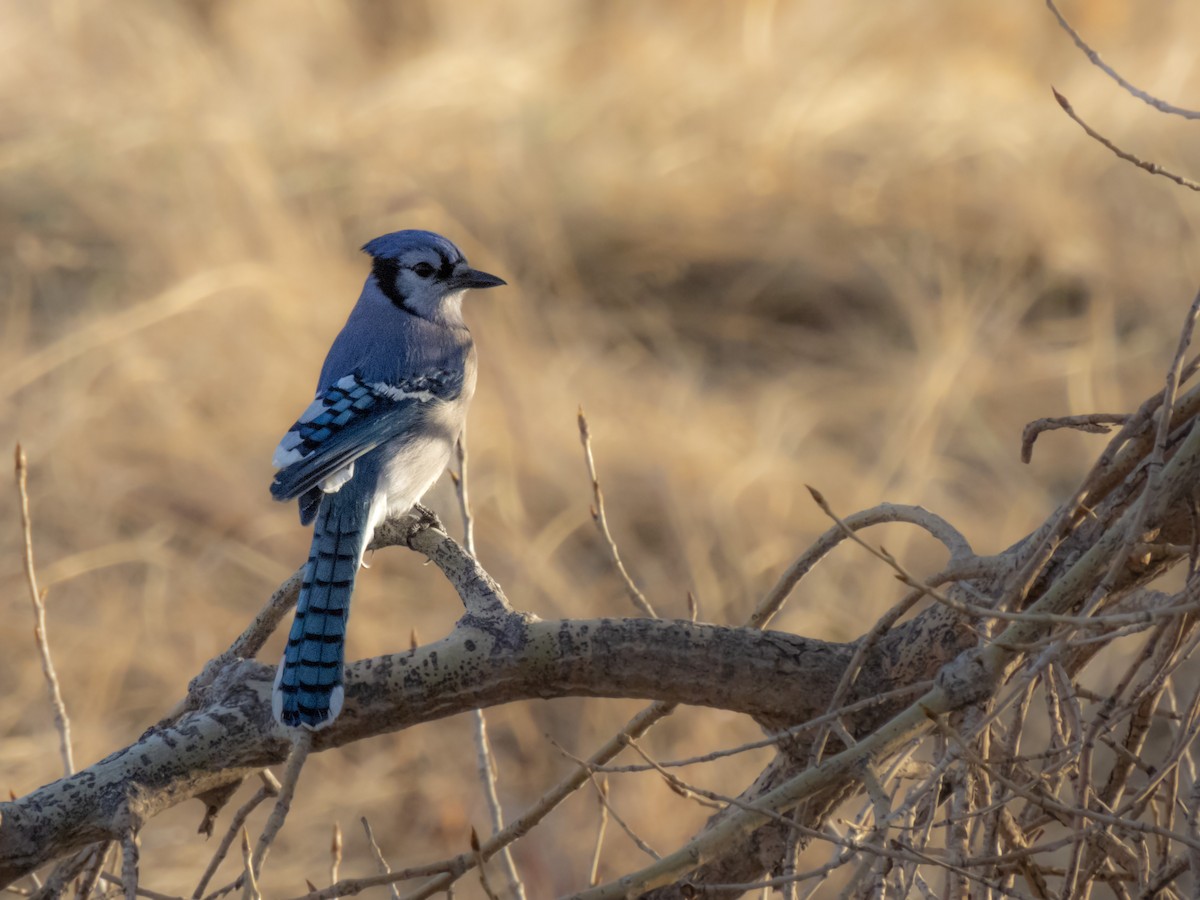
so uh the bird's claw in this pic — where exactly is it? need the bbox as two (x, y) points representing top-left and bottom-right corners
(405, 503), (443, 541)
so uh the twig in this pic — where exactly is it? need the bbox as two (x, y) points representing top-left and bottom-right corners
(98, 873), (185, 900)
(1044, 0), (1200, 119)
(359, 818), (401, 900)
(587, 778), (609, 886)
(545, 737), (661, 861)
(251, 733), (311, 884)
(1185, 778), (1200, 893)
(121, 829), (139, 900)
(1052, 89), (1200, 192)
(222, 567), (304, 661)
(239, 831), (260, 900)
(470, 710), (525, 899)
(329, 823), (342, 888)
(750, 500), (978, 630)
(272, 858), (461, 900)
(619, 737), (721, 811)
(592, 682), (934, 776)
(75, 842), (111, 900)
(577, 408), (658, 617)
(452, 431), (476, 558)
(803, 490), (981, 624)
(469, 829), (499, 900)
(31, 847), (93, 898)
(1135, 287), (1200, 536)
(456, 426), (527, 900)
(14, 445), (74, 776)
(192, 771), (282, 899)
(1021, 414), (1129, 464)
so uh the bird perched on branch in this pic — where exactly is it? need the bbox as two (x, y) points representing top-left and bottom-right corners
(269, 230), (506, 729)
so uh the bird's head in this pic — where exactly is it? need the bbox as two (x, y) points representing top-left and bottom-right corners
(362, 229), (506, 324)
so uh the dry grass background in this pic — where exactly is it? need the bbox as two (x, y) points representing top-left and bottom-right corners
(3, 1), (1200, 895)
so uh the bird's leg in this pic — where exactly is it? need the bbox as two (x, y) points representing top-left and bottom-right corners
(407, 503), (444, 538)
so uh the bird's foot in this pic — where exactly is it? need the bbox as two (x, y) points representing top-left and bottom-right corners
(403, 503), (444, 543)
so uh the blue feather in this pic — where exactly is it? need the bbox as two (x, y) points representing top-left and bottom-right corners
(362, 230), (466, 264)
(273, 466), (376, 729)
(271, 372), (463, 502)
(268, 229), (503, 730)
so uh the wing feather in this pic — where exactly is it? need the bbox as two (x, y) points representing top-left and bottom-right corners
(270, 371), (459, 503)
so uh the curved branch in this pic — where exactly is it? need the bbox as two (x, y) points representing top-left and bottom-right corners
(0, 613), (860, 887)
(750, 502), (976, 630)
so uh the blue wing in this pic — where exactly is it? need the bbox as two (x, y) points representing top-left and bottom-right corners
(271, 371), (459, 504)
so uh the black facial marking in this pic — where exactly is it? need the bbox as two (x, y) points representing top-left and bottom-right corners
(373, 257), (426, 316)
(437, 251), (455, 280)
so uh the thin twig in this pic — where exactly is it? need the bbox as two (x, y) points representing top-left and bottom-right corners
(577, 408), (658, 617)
(360, 818), (402, 900)
(98, 873), (185, 900)
(271, 857), (458, 900)
(251, 733), (311, 883)
(223, 568), (304, 662)
(587, 778), (610, 886)
(619, 737), (721, 811)
(240, 830), (261, 900)
(329, 823), (342, 888)
(1052, 89), (1200, 192)
(590, 683), (935, 776)
(470, 709), (526, 899)
(1185, 775), (1200, 887)
(469, 829), (499, 900)
(15, 444), (74, 776)
(121, 829), (140, 900)
(192, 771), (282, 899)
(456, 426), (527, 900)
(453, 431), (476, 558)
(545, 737), (662, 861)
(32, 847), (93, 898)
(1044, 0), (1200, 119)
(750, 500), (978, 630)
(75, 842), (111, 900)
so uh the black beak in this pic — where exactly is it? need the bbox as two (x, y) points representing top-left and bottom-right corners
(449, 266), (507, 291)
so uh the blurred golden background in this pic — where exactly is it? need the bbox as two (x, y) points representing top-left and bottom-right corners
(3, 1), (1200, 895)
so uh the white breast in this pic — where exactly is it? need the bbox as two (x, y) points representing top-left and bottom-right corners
(379, 431), (458, 514)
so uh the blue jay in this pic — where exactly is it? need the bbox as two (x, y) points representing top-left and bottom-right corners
(270, 230), (505, 729)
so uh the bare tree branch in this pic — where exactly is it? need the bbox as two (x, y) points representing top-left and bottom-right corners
(1053, 88), (1200, 192)
(14, 445), (74, 777)
(1044, 0), (1200, 119)
(578, 408), (658, 618)
(0, 513), (876, 888)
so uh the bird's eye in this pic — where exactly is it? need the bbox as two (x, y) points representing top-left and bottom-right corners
(411, 262), (436, 278)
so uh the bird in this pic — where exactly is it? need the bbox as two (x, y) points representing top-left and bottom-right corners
(269, 229), (506, 730)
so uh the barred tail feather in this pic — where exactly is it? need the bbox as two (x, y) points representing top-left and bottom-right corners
(273, 495), (369, 730)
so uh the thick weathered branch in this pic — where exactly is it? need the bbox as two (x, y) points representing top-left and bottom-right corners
(0, 516), (872, 888)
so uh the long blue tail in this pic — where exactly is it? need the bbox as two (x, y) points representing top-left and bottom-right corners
(273, 491), (370, 729)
